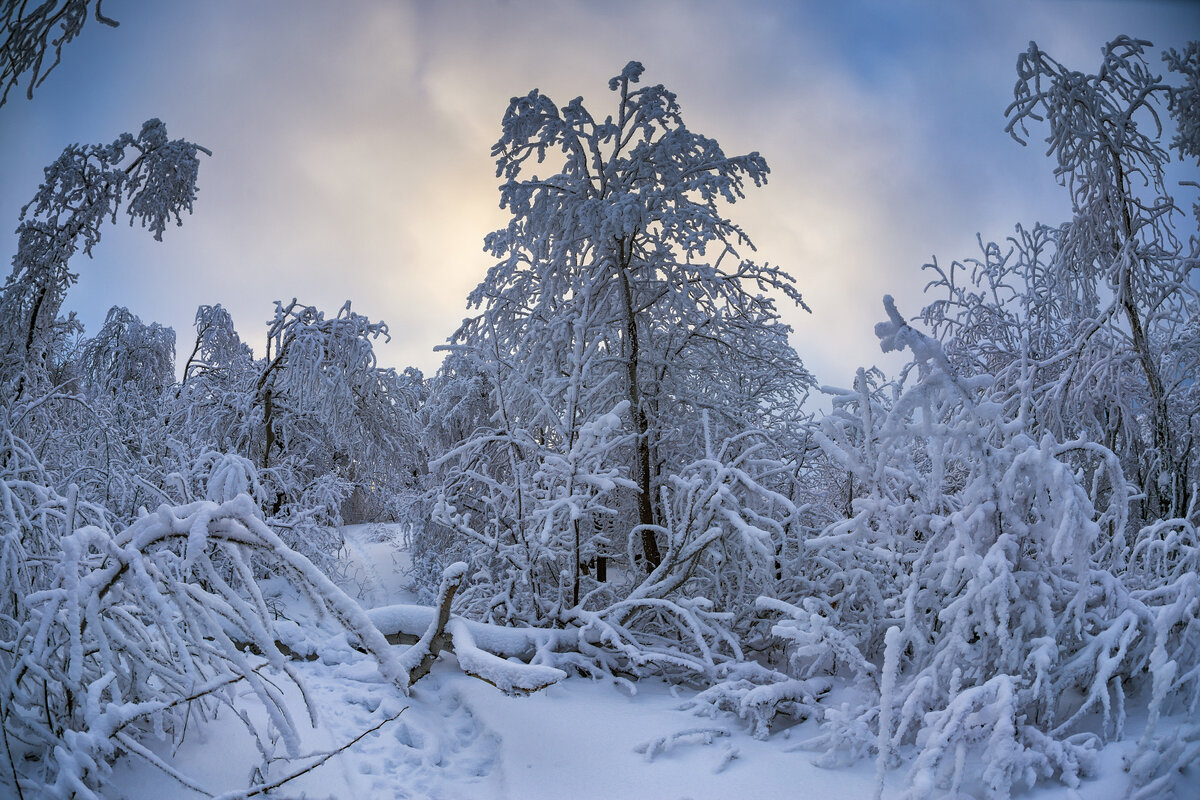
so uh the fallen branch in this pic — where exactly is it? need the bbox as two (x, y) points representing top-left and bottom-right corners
(368, 605), (576, 660)
(446, 617), (566, 695)
(399, 562), (466, 685)
(240, 563), (570, 694)
(115, 732), (214, 798)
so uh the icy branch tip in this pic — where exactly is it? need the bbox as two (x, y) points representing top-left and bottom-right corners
(882, 295), (905, 326)
(874, 295), (908, 354)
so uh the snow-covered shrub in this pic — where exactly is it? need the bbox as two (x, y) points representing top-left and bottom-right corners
(433, 395), (801, 682)
(561, 595), (744, 683)
(0, 442), (409, 800)
(682, 657), (832, 742)
(767, 297), (1196, 799)
(573, 428), (799, 681)
(1126, 515), (1200, 757)
(432, 394), (634, 621)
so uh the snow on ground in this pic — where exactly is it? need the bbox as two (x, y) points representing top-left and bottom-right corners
(336, 522), (415, 605)
(104, 525), (1184, 800)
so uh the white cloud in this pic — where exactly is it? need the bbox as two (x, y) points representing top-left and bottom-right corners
(0, 0), (1195, 389)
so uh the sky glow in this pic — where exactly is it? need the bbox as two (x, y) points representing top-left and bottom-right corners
(1, 0), (1197, 391)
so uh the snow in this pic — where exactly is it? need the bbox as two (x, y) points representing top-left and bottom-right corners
(105, 657), (1182, 800)
(108, 646), (895, 800)
(96, 525), (1192, 800)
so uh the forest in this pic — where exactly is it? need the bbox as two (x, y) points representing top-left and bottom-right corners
(1, 4), (1199, 799)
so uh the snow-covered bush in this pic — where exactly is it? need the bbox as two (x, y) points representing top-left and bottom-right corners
(745, 297), (1198, 799)
(433, 394), (802, 681)
(433, 394), (635, 624)
(0, 442), (408, 800)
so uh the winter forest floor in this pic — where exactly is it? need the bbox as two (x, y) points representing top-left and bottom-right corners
(101, 525), (1188, 800)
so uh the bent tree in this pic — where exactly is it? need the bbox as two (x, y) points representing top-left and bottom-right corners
(0, 119), (208, 400)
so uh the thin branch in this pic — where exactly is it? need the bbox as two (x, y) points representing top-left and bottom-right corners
(213, 708), (406, 800)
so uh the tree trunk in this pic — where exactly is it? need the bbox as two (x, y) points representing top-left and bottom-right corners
(616, 252), (661, 571)
(572, 518), (581, 607)
(261, 385), (275, 470)
(1114, 158), (1178, 517)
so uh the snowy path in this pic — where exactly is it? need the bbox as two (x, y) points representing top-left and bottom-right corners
(337, 522), (415, 607)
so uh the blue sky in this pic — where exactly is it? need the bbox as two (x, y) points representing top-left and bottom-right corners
(1, 0), (1197, 390)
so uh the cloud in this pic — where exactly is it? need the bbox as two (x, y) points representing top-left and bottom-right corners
(0, 0), (1195, 390)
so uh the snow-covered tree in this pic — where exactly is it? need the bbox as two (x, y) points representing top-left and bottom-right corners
(924, 37), (1200, 524)
(0, 0), (119, 108)
(453, 60), (808, 552)
(163, 303), (256, 463)
(78, 306), (174, 412)
(0, 119), (207, 400)
(231, 299), (425, 561)
(429, 63), (813, 653)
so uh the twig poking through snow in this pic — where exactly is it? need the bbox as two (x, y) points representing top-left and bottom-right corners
(635, 727), (732, 767)
(211, 707), (406, 800)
